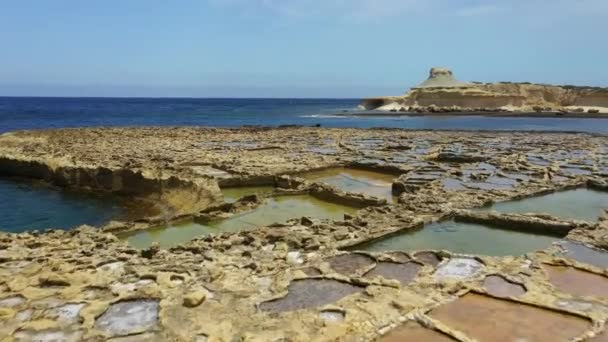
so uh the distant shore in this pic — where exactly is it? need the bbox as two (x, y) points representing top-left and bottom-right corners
(333, 110), (608, 119)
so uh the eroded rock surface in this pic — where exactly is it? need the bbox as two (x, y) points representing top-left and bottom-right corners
(95, 300), (159, 337)
(0, 127), (607, 340)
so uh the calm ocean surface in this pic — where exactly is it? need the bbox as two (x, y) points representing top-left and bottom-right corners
(0, 96), (607, 134)
(0, 96), (606, 232)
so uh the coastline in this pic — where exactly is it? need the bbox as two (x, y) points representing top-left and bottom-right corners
(334, 110), (608, 119)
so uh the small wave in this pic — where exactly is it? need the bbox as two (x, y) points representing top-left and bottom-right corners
(300, 114), (348, 118)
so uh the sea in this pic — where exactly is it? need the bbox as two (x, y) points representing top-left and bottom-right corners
(1, 96), (607, 134)
(0, 96), (606, 233)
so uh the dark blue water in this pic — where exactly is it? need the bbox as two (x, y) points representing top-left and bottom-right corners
(0, 97), (606, 134)
(0, 178), (126, 233)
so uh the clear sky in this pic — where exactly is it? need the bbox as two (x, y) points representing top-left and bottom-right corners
(1, 0), (606, 98)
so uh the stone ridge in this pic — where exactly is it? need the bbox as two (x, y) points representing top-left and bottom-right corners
(0, 127), (608, 340)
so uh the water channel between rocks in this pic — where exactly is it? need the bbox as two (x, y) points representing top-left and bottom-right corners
(301, 168), (397, 203)
(123, 194), (359, 249)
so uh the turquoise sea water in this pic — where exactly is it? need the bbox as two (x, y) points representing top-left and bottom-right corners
(0, 178), (126, 232)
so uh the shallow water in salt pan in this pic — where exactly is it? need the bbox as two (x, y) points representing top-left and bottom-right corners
(481, 188), (608, 221)
(359, 220), (560, 256)
(124, 195), (358, 249)
(301, 168), (397, 202)
(430, 293), (591, 342)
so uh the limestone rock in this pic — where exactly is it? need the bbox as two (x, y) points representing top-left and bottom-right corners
(183, 290), (207, 308)
(417, 67), (469, 88)
(361, 67), (608, 113)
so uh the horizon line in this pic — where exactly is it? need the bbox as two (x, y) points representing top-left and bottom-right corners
(0, 95), (364, 100)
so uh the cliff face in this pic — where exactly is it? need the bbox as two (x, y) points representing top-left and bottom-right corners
(361, 68), (608, 113)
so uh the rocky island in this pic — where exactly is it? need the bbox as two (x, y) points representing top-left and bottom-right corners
(360, 68), (608, 116)
(0, 126), (608, 341)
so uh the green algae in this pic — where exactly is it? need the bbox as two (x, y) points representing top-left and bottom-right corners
(123, 194), (358, 249)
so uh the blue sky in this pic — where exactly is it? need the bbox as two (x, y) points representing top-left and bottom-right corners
(0, 0), (606, 97)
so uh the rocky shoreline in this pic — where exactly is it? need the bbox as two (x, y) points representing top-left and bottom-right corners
(360, 68), (608, 116)
(1, 126), (608, 341)
(334, 109), (608, 119)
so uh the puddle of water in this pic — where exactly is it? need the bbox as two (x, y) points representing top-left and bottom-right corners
(527, 157), (550, 166)
(123, 195), (358, 249)
(359, 221), (560, 257)
(465, 181), (515, 191)
(430, 293), (591, 341)
(481, 188), (608, 221)
(501, 172), (534, 182)
(380, 322), (456, 342)
(301, 168), (397, 202)
(259, 279), (363, 312)
(0, 178), (136, 233)
(443, 178), (467, 191)
(221, 186), (274, 203)
(543, 264), (608, 298)
(558, 241), (608, 270)
(561, 165), (593, 175)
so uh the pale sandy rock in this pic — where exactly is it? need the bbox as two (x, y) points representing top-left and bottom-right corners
(183, 290), (207, 308)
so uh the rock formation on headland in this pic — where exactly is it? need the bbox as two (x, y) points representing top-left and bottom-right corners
(361, 67), (608, 114)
